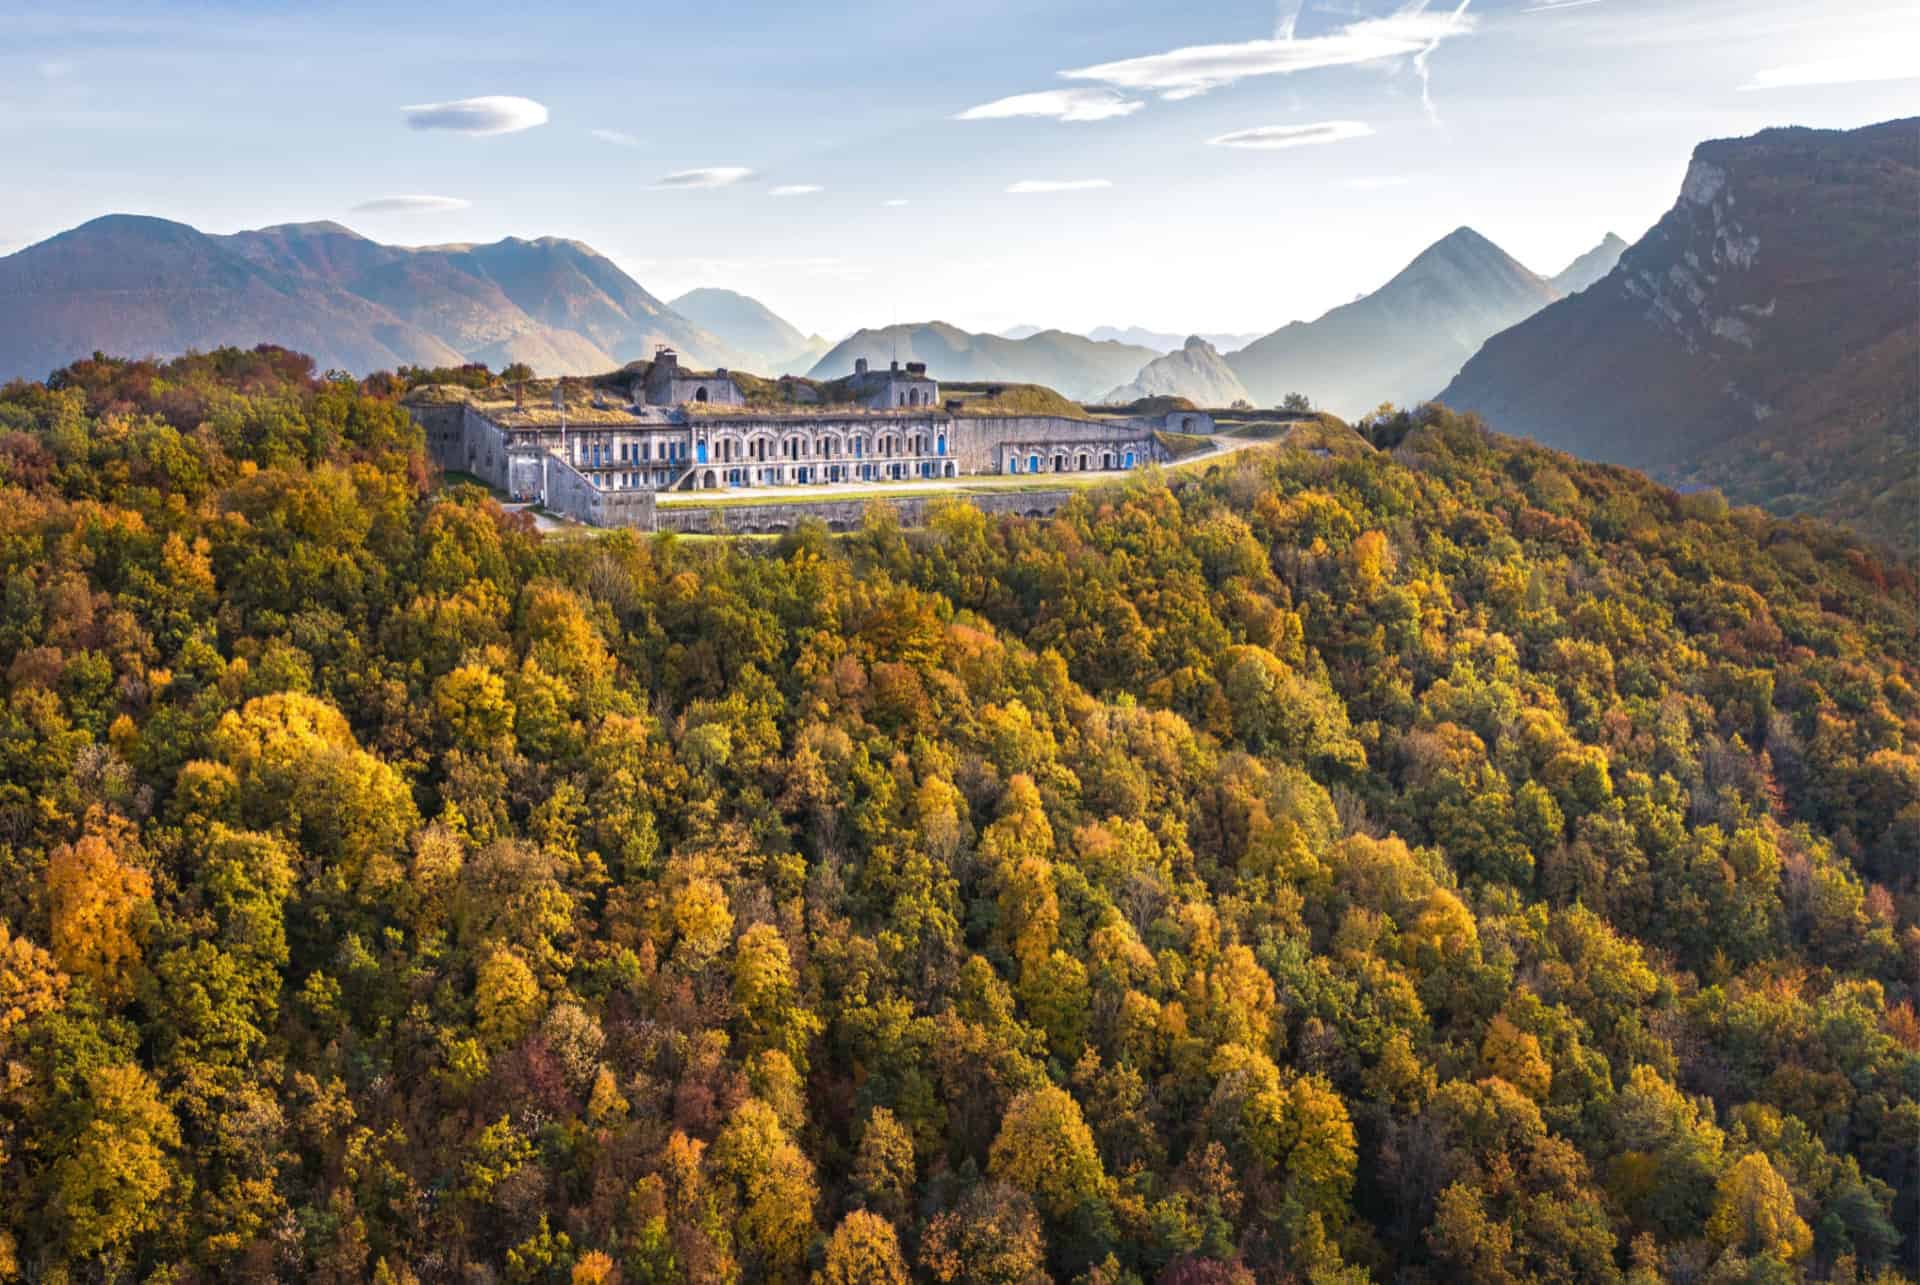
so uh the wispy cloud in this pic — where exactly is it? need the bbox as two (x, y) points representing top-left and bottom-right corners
(1274, 0), (1305, 40)
(1061, 2), (1477, 101)
(350, 195), (472, 214)
(956, 88), (1143, 122)
(883, 199), (910, 207)
(402, 95), (549, 135)
(1741, 49), (1919, 90)
(1207, 120), (1373, 149)
(1006, 179), (1114, 194)
(1519, 0), (1602, 11)
(771, 184), (824, 197)
(591, 128), (640, 146)
(655, 167), (756, 189)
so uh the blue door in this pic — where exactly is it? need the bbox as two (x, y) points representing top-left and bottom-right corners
(696, 442), (708, 464)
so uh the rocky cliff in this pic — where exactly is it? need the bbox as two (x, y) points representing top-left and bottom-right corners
(1440, 118), (1918, 546)
(1102, 336), (1252, 407)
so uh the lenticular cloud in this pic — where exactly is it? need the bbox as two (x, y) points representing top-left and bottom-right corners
(349, 195), (473, 213)
(1207, 121), (1375, 150)
(956, 88), (1144, 123)
(402, 96), (550, 135)
(655, 168), (757, 189)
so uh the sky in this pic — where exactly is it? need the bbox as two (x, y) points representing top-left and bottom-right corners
(1, 0), (1915, 340)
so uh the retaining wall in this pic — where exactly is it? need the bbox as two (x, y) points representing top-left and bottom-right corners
(653, 488), (1081, 535)
(543, 456), (658, 529)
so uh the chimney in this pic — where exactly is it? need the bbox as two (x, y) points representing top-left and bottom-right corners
(855, 357), (869, 376)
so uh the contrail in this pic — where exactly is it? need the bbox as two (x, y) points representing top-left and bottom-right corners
(1275, 0), (1305, 40)
(1414, 0), (1473, 122)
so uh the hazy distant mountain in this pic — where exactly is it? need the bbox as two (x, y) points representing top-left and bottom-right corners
(807, 323), (1158, 402)
(1002, 323), (1263, 353)
(1548, 232), (1628, 296)
(669, 288), (831, 375)
(224, 222), (622, 372)
(1441, 118), (1918, 547)
(0, 215), (466, 381)
(1224, 227), (1561, 417)
(0, 215), (747, 381)
(1102, 336), (1253, 407)
(1089, 325), (1266, 354)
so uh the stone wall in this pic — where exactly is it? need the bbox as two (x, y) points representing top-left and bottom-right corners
(542, 455), (657, 529)
(654, 488), (1081, 535)
(414, 403), (467, 471)
(413, 402), (523, 494)
(952, 415), (1162, 473)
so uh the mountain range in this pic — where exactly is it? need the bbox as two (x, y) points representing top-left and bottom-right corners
(1101, 336), (1253, 407)
(1002, 324), (1265, 354)
(0, 215), (751, 382)
(1217, 227), (1624, 417)
(1441, 117), (1918, 548)
(805, 324), (1161, 402)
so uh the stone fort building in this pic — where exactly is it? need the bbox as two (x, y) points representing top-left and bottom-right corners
(410, 349), (1166, 529)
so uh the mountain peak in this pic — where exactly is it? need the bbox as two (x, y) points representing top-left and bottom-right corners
(1549, 231), (1632, 296)
(1226, 225), (1558, 415)
(61, 213), (205, 243)
(1419, 226), (1504, 263)
(252, 220), (367, 240)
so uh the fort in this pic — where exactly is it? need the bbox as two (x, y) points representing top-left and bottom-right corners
(407, 349), (1168, 530)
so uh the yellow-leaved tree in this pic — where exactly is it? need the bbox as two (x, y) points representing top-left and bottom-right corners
(987, 1083), (1104, 1219)
(48, 825), (152, 1003)
(818, 1209), (909, 1285)
(1706, 1152), (1812, 1264)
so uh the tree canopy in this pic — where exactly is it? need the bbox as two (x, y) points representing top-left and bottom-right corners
(0, 348), (1913, 1283)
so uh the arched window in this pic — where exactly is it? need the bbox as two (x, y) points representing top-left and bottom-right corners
(694, 387), (709, 403)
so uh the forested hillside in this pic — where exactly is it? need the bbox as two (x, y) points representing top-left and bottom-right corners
(0, 347), (1915, 1284)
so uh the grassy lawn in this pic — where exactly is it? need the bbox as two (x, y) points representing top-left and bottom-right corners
(438, 469), (512, 500)
(1218, 421), (1294, 441)
(1154, 430), (1215, 460)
